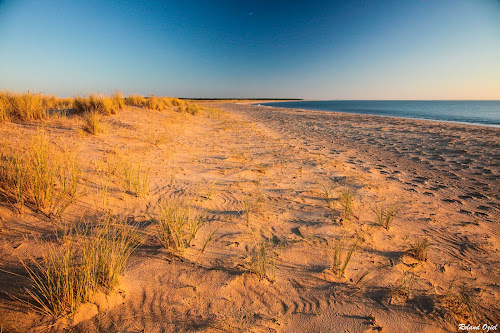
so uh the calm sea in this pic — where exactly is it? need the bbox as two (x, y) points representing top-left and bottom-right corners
(258, 100), (500, 127)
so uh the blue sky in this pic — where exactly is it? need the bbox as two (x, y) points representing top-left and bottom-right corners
(0, 0), (499, 99)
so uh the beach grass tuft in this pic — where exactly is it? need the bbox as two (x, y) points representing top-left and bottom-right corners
(338, 187), (356, 220)
(22, 214), (139, 316)
(0, 130), (80, 216)
(331, 234), (362, 278)
(120, 160), (150, 197)
(248, 241), (276, 281)
(408, 237), (430, 262)
(155, 199), (204, 252)
(83, 111), (103, 135)
(372, 202), (399, 230)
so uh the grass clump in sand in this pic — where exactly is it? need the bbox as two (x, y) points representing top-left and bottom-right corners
(390, 270), (417, 303)
(120, 160), (150, 197)
(248, 241), (276, 281)
(321, 185), (335, 210)
(407, 237), (431, 262)
(83, 111), (103, 135)
(338, 187), (356, 220)
(443, 282), (485, 323)
(23, 215), (139, 316)
(241, 199), (251, 226)
(372, 202), (399, 230)
(331, 234), (362, 278)
(155, 199), (204, 252)
(0, 131), (80, 216)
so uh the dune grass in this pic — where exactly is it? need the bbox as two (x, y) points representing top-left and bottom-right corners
(0, 91), (75, 122)
(0, 131), (80, 216)
(338, 187), (356, 220)
(408, 237), (430, 262)
(83, 111), (103, 135)
(124, 95), (147, 107)
(155, 199), (204, 252)
(0, 92), (202, 124)
(372, 202), (399, 230)
(0, 95), (10, 123)
(331, 234), (362, 278)
(444, 283), (484, 323)
(120, 160), (150, 197)
(23, 214), (139, 316)
(390, 270), (417, 303)
(248, 241), (276, 281)
(73, 93), (123, 115)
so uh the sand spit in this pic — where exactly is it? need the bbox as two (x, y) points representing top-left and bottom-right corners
(0, 103), (498, 332)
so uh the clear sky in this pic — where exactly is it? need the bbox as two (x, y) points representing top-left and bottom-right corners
(0, 0), (499, 99)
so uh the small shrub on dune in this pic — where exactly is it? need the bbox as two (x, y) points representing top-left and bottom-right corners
(169, 97), (182, 106)
(145, 96), (162, 111)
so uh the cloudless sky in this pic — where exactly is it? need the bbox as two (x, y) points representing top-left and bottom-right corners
(0, 0), (499, 99)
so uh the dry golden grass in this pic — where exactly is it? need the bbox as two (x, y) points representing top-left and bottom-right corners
(0, 130), (80, 216)
(408, 237), (430, 262)
(73, 93), (123, 115)
(0, 95), (9, 123)
(0, 92), (202, 125)
(248, 241), (276, 281)
(1, 91), (47, 120)
(23, 214), (139, 316)
(83, 111), (103, 135)
(124, 95), (147, 107)
(0, 91), (75, 122)
(154, 199), (204, 253)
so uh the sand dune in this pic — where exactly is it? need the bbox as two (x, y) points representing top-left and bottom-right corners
(0, 103), (498, 332)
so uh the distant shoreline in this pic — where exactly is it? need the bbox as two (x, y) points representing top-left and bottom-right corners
(181, 98), (303, 101)
(255, 100), (500, 128)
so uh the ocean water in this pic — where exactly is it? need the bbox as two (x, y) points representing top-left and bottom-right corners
(258, 100), (500, 127)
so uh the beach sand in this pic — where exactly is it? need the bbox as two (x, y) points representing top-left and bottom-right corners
(0, 102), (498, 332)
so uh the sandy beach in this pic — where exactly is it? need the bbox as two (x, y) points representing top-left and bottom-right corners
(0, 101), (498, 332)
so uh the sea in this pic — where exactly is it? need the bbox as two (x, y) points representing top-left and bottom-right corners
(258, 100), (500, 127)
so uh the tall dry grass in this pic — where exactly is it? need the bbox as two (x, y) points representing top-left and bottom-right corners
(23, 214), (139, 316)
(0, 91), (203, 124)
(155, 199), (204, 252)
(0, 131), (80, 216)
(124, 95), (147, 107)
(0, 91), (75, 122)
(73, 93), (123, 115)
(83, 111), (103, 135)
